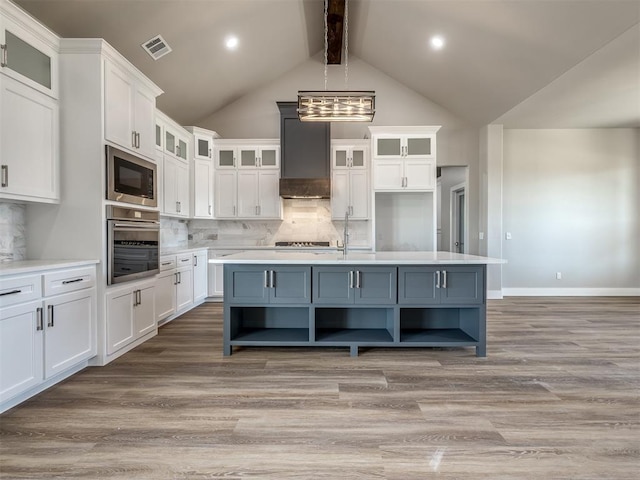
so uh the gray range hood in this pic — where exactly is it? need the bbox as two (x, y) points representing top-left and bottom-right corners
(277, 102), (331, 198)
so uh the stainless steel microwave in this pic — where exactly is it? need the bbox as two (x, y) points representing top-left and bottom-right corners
(106, 145), (157, 207)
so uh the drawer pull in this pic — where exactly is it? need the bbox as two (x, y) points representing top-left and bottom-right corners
(1, 165), (7, 187)
(162, 262), (173, 266)
(62, 278), (83, 285)
(0, 289), (21, 297)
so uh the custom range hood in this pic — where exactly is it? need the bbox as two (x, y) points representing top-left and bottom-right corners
(277, 102), (331, 198)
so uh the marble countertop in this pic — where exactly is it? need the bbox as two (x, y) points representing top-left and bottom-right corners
(0, 259), (100, 276)
(208, 251), (506, 265)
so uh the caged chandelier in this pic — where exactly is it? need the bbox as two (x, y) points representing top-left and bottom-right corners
(298, 0), (375, 122)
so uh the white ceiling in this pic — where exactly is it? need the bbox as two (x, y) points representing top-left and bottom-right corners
(14, 0), (640, 128)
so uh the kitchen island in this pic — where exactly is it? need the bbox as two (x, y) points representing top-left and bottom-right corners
(210, 251), (505, 357)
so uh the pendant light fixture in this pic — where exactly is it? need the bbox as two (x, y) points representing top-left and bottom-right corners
(298, 0), (375, 122)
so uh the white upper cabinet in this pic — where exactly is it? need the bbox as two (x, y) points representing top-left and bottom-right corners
(0, 74), (58, 203)
(237, 143), (280, 169)
(369, 126), (440, 192)
(163, 154), (190, 217)
(214, 169), (237, 218)
(104, 58), (157, 159)
(0, 7), (59, 99)
(331, 140), (369, 220)
(191, 158), (213, 218)
(185, 126), (219, 162)
(237, 170), (281, 219)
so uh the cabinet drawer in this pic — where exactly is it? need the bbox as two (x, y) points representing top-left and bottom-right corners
(176, 253), (193, 267)
(43, 267), (95, 297)
(159, 255), (176, 271)
(0, 274), (42, 307)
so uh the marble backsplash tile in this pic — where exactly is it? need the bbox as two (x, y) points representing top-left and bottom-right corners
(161, 216), (189, 250)
(189, 199), (371, 248)
(0, 202), (26, 262)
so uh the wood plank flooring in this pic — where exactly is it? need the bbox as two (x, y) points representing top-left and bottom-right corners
(1, 297), (639, 479)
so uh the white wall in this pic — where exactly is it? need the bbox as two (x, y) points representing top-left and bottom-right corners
(198, 54), (483, 253)
(502, 128), (639, 294)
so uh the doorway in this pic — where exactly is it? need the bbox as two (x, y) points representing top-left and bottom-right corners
(450, 184), (466, 253)
(437, 166), (468, 253)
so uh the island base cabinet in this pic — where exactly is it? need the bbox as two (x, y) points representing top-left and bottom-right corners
(222, 264), (487, 357)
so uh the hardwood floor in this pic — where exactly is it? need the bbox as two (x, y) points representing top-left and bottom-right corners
(1, 297), (638, 479)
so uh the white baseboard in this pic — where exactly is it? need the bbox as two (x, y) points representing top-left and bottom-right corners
(502, 288), (640, 297)
(487, 289), (504, 299)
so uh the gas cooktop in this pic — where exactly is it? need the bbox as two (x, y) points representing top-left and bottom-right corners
(275, 241), (331, 248)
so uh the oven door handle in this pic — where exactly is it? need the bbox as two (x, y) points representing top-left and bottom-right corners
(111, 223), (160, 230)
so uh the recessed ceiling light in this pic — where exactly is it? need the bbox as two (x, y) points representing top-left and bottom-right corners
(430, 35), (445, 50)
(225, 35), (239, 50)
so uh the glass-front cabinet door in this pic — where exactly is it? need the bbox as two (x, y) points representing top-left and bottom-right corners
(193, 133), (212, 160)
(239, 147), (258, 168)
(176, 137), (188, 161)
(406, 136), (432, 157)
(374, 135), (433, 158)
(258, 146), (279, 168)
(215, 146), (237, 168)
(0, 16), (58, 98)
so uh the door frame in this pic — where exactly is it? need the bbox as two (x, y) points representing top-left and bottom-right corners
(449, 181), (468, 253)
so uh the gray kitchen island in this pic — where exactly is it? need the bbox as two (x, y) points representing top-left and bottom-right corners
(210, 251), (504, 357)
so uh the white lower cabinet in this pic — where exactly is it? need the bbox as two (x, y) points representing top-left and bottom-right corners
(106, 280), (156, 356)
(155, 252), (197, 323)
(0, 264), (97, 412)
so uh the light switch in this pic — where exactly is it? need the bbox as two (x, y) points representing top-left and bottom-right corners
(479, 232), (484, 240)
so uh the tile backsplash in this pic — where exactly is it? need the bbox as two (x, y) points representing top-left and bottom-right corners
(161, 216), (189, 250)
(0, 202), (26, 262)
(189, 199), (371, 248)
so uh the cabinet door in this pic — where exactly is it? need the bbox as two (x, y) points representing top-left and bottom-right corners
(238, 147), (258, 168)
(312, 267), (354, 305)
(398, 267), (439, 305)
(215, 146), (237, 168)
(133, 85), (156, 159)
(257, 170), (281, 218)
(208, 262), (225, 297)
(104, 59), (134, 151)
(354, 267), (397, 305)
(155, 270), (177, 321)
(350, 146), (367, 168)
(43, 289), (96, 378)
(405, 135), (433, 157)
(373, 160), (403, 190)
(192, 251), (208, 303)
(259, 146), (279, 168)
(162, 156), (178, 215)
(404, 160), (435, 190)
(237, 170), (259, 217)
(176, 135), (188, 162)
(225, 267), (270, 304)
(175, 266), (193, 312)
(349, 170), (369, 219)
(133, 285), (156, 337)
(270, 267), (311, 304)
(0, 74), (59, 202)
(374, 136), (403, 158)
(106, 288), (134, 355)
(176, 160), (190, 216)
(0, 16), (58, 97)
(332, 145), (350, 169)
(331, 170), (349, 220)
(0, 300), (43, 403)
(194, 133), (213, 160)
(192, 159), (213, 218)
(439, 267), (484, 305)
(214, 170), (237, 218)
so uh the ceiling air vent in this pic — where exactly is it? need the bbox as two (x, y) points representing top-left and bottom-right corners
(141, 35), (172, 60)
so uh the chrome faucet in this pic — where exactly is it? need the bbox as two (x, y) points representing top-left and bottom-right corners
(337, 209), (350, 257)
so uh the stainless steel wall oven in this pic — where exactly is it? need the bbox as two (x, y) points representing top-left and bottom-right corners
(107, 206), (159, 285)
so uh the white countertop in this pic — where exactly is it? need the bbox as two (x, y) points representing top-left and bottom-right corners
(208, 251), (505, 265)
(0, 259), (100, 276)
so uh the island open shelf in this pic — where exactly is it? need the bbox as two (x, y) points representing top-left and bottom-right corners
(217, 252), (500, 357)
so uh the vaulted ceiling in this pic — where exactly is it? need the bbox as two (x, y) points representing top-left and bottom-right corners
(14, 0), (640, 128)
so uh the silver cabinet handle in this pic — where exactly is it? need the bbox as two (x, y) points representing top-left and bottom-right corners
(349, 270), (354, 289)
(136, 132), (141, 148)
(435, 270), (441, 289)
(264, 270), (269, 288)
(36, 307), (43, 331)
(0, 289), (21, 297)
(132, 131), (137, 148)
(193, 255), (198, 267)
(174, 272), (179, 285)
(355, 270), (361, 289)
(0, 44), (7, 67)
(1, 165), (8, 187)
(258, 205), (261, 216)
(178, 272), (182, 284)
(233, 205), (236, 216)
(62, 278), (83, 285)
(47, 304), (54, 327)
(208, 205), (212, 215)
(162, 261), (172, 266)
(270, 270), (275, 289)
(209, 148), (212, 158)
(442, 270), (447, 289)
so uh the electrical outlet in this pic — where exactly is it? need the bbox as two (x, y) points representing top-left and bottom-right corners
(556, 272), (562, 280)
(479, 232), (484, 240)
(505, 232), (512, 240)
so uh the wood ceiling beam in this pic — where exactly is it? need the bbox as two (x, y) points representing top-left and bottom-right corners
(326, 0), (345, 65)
